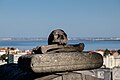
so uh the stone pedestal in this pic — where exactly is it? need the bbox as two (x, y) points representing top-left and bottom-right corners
(18, 52), (103, 73)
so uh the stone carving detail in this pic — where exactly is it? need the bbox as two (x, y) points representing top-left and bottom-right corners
(32, 29), (85, 54)
(48, 29), (68, 45)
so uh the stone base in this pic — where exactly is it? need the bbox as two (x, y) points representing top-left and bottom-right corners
(18, 52), (103, 73)
(0, 64), (103, 80)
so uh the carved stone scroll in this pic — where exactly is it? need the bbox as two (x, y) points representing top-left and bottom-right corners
(32, 43), (85, 54)
(18, 52), (103, 73)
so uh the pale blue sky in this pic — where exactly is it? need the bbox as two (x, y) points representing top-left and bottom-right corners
(0, 0), (120, 38)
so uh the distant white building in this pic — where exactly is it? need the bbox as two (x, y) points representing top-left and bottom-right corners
(13, 54), (24, 63)
(103, 55), (114, 68)
(0, 51), (6, 55)
(103, 55), (120, 68)
(0, 48), (6, 55)
(114, 56), (120, 67)
(93, 50), (120, 68)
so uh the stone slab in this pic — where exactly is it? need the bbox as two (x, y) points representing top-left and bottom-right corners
(18, 52), (103, 73)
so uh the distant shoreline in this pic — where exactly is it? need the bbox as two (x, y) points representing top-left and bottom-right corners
(0, 37), (120, 41)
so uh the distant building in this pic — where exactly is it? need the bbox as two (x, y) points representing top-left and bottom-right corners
(0, 48), (6, 55)
(93, 49), (120, 68)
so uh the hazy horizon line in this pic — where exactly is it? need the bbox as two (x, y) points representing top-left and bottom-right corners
(0, 37), (120, 41)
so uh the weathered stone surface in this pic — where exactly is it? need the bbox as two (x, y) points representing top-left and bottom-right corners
(0, 64), (34, 80)
(32, 43), (85, 54)
(112, 67), (120, 80)
(59, 72), (103, 80)
(0, 64), (103, 80)
(18, 52), (103, 73)
(48, 29), (68, 45)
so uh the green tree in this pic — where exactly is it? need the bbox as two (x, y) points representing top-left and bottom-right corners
(117, 49), (120, 55)
(0, 54), (8, 61)
(103, 49), (111, 57)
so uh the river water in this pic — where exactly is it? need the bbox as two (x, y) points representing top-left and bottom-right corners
(0, 40), (119, 50)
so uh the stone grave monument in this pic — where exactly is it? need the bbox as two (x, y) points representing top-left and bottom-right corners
(0, 29), (103, 80)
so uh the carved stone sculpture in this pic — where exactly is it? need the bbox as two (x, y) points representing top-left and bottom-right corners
(32, 29), (85, 54)
(48, 29), (68, 45)
(0, 29), (103, 80)
(23, 29), (102, 74)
